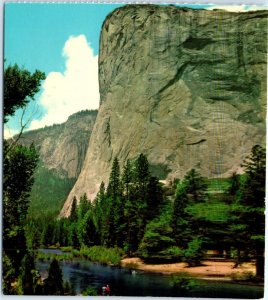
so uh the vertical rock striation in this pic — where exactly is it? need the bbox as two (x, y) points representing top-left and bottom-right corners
(60, 5), (267, 217)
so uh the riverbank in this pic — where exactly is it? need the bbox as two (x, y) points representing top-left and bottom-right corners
(121, 257), (257, 280)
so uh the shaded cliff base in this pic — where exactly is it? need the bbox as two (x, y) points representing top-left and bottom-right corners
(121, 258), (259, 281)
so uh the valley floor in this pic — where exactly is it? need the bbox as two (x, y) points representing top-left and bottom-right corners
(121, 258), (256, 280)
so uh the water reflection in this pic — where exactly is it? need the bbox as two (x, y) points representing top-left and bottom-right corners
(36, 258), (263, 298)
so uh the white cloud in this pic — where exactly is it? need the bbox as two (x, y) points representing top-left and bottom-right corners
(29, 34), (99, 130)
(206, 5), (267, 12)
(4, 127), (18, 139)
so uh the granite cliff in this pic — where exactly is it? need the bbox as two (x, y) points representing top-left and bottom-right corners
(21, 110), (97, 179)
(20, 110), (97, 216)
(60, 5), (267, 217)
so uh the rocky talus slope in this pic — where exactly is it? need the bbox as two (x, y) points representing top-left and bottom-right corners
(60, 5), (267, 217)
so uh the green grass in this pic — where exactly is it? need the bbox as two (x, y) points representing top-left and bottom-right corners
(60, 246), (74, 252)
(81, 286), (98, 296)
(37, 245), (124, 266)
(207, 178), (230, 192)
(78, 246), (124, 266)
(187, 201), (230, 222)
(37, 252), (74, 262)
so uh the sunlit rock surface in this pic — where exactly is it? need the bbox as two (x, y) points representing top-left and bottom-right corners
(61, 5), (267, 217)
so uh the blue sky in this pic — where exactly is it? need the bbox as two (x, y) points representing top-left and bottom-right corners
(4, 3), (123, 73)
(4, 3), (125, 136)
(4, 3), (266, 137)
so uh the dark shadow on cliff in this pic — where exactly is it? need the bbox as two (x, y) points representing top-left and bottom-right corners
(149, 163), (172, 180)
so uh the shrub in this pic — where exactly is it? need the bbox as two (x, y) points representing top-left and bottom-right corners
(63, 281), (75, 295)
(79, 246), (123, 265)
(230, 271), (255, 282)
(60, 246), (73, 253)
(81, 286), (97, 296)
(183, 238), (204, 267)
(171, 273), (197, 295)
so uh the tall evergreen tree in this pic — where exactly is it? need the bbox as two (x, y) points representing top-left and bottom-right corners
(146, 176), (164, 221)
(44, 259), (64, 295)
(134, 153), (150, 192)
(69, 196), (78, 222)
(228, 172), (241, 199)
(230, 145), (265, 277)
(3, 63), (45, 294)
(182, 169), (208, 202)
(78, 210), (97, 247)
(106, 157), (126, 246)
(122, 159), (133, 200)
(124, 188), (142, 254)
(107, 157), (121, 199)
(133, 154), (150, 241)
(172, 169), (208, 253)
(3, 143), (38, 276)
(78, 193), (90, 220)
(138, 205), (178, 262)
(41, 222), (54, 246)
(93, 182), (107, 245)
(20, 252), (35, 295)
(68, 222), (80, 248)
(172, 181), (191, 248)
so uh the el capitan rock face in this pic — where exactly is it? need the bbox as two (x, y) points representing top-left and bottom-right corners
(60, 5), (267, 217)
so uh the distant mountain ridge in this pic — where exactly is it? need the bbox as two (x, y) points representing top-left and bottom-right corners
(20, 109), (98, 217)
(21, 109), (98, 179)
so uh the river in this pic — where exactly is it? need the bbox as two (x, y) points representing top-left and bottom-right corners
(36, 249), (263, 298)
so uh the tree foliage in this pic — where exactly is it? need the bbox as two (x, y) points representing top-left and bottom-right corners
(229, 145), (265, 277)
(138, 205), (180, 262)
(4, 63), (45, 123)
(3, 142), (38, 277)
(3, 63), (44, 294)
(44, 259), (64, 295)
(172, 169), (208, 265)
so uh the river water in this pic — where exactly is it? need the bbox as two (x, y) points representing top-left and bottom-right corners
(36, 250), (263, 298)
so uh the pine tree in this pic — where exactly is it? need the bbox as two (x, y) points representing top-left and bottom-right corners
(146, 176), (164, 221)
(44, 259), (64, 295)
(106, 157), (126, 247)
(107, 157), (121, 199)
(134, 153), (150, 192)
(122, 159), (133, 200)
(93, 182), (107, 244)
(20, 252), (35, 295)
(230, 145), (265, 277)
(228, 172), (241, 199)
(69, 196), (78, 222)
(41, 223), (54, 246)
(182, 169), (208, 202)
(68, 222), (79, 248)
(78, 210), (97, 247)
(25, 218), (41, 251)
(133, 154), (150, 241)
(3, 63), (44, 294)
(138, 205), (178, 262)
(78, 193), (90, 220)
(3, 143), (38, 276)
(172, 181), (191, 248)
(172, 169), (207, 263)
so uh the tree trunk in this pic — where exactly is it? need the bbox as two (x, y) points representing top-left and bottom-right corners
(256, 255), (264, 278)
